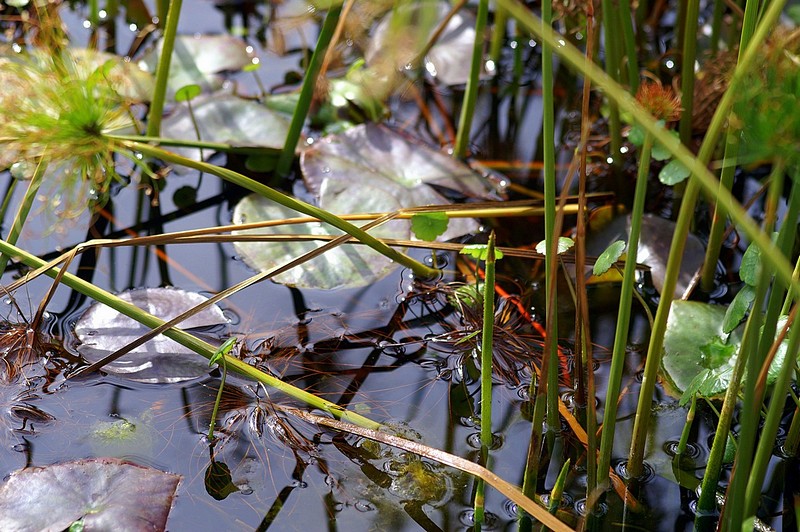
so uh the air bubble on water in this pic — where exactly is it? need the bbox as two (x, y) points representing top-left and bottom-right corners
(321, 166), (331, 174)
(82, 20), (92, 29)
(485, 59), (496, 73)
(129, 23), (137, 32)
(425, 61), (437, 77)
(238, 485), (253, 495)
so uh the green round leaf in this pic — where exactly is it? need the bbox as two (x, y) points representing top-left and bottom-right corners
(172, 185), (197, 209)
(739, 241), (761, 286)
(411, 212), (449, 241)
(174, 83), (202, 102)
(658, 159), (691, 185)
(593, 240), (626, 275)
(722, 284), (755, 333)
(535, 237), (574, 256)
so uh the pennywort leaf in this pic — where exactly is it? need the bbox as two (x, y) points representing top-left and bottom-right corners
(593, 240), (626, 275)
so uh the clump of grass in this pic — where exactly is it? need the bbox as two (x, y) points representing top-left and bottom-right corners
(0, 54), (134, 219)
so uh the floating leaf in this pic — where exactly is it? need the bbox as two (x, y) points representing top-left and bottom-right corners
(161, 93), (289, 161)
(172, 185), (197, 209)
(460, 244), (504, 261)
(722, 284), (756, 333)
(302, 123), (496, 241)
(593, 240), (626, 275)
(139, 35), (255, 96)
(232, 184), (408, 289)
(366, 1), (488, 86)
(658, 158), (691, 185)
(74, 288), (228, 383)
(411, 212), (449, 241)
(0, 458), (180, 531)
(660, 301), (792, 398)
(205, 460), (239, 501)
(627, 125), (645, 146)
(535, 237), (574, 256)
(174, 83), (202, 102)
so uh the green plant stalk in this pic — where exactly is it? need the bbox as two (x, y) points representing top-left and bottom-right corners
(0, 180), (17, 234)
(498, 0), (793, 477)
(474, 231), (497, 526)
(145, 0), (182, 137)
(744, 308), (800, 517)
(709, 0), (725, 54)
(275, 5), (342, 176)
(207, 339), (234, 441)
(697, 181), (776, 519)
(489, 3), (508, 64)
(0, 238), (380, 430)
(784, 405), (800, 456)
(616, 0), (639, 93)
(700, 133), (739, 291)
(107, 134), (281, 155)
(677, 0), (699, 147)
(676, 394), (696, 456)
(454, 0), (489, 158)
(120, 140), (437, 278)
(700, 0), (763, 286)
(725, 167), (798, 526)
(0, 160), (45, 279)
(597, 133), (653, 488)
(548, 459), (570, 514)
(520, 0), (557, 511)
(600, 0), (623, 167)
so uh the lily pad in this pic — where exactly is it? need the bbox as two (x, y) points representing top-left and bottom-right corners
(660, 301), (792, 399)
(0, 458), (180, 531)
(366, 1), (486, 86)
(232, 180), (408, 289)
(74, 288), (228, 383)
(302, 123), (496, 241)
(161, 93), (289, 161)
(139, 34), (255, 96)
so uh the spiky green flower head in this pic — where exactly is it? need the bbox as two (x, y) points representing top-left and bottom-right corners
(734, 29), (800, 169)
(0, 51), (135, 218)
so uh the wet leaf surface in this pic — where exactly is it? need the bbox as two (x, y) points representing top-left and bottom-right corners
(302, 123), (492, 240)
(139, 35), (255, 96)
(660, 301), (791, 399)
(0, 457), (180, 531)
(161, 93), (289, 161)
(74, 288), (228, 383)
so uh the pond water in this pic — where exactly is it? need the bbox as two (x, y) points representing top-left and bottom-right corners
(0, 1), (797, 531)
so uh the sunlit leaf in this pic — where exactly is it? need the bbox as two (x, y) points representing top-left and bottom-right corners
(593, 240), (626, 275)
(460, 244), (504, 260)
(74, 288), (229, 383)
(139, 34), (256, 96)
(535, 237), (574, 256)
(411, 212), (449, 241)
(0, 458), (180, 530)
(174, 83), (202, 102)
(232, 185), (408, 289)
(301, 123), (496, 241)
(660, 301), (792, 398)
(658, 159), (691, 185)
(161, 93), (288, 161)
(366, 1), (489, 86)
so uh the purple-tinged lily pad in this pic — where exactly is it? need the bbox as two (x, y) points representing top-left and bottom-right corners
(366, 1), (487, 86)
(139, 34), (255, 96)
(161, 93), (289, 161)
(302, 123), (496, 241)
(74, 288), (228, 383)
(0, 458), (180, 531)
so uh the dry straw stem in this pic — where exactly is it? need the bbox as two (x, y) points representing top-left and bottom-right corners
(285, 407), (574, 532)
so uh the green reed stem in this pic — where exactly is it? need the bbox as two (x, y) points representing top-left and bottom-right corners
(617, 0), (639, 93)
(597, 132), (653, 489)
(0, 160), (45, 279)
(454, 0), (489, 158)
(744, 308), (800, 518)
(697, 171), (780, 520)
(520, 0), (557, 514)
(0, 238), (380, 429)
(785, 404), (800, 456)
(725, 166), (799, 527)
(676, 394), (696, 456)
(275, 5), (342, 177)
(489, 3), (508, 64)
(709, 0), (726, 54)
(146, 0), (181, 138)
(677, 0), (699, 147)
(701, 0), (762, 292)
(600, 0), (623, 170)
(121, 140), (437, 278)
(474, 231), (497, 526)
(207, 338), (235, 442)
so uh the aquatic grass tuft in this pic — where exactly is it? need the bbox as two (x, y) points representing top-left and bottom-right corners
(0, 55), (133, 219)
